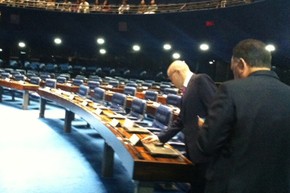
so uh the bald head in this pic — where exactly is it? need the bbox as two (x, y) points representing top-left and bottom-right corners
(167, 60), (191, 88)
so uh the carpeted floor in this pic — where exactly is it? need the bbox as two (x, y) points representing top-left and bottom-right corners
(0, 95), (188, 193)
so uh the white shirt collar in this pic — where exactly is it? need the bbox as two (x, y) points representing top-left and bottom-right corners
(183, 72), (193, 87)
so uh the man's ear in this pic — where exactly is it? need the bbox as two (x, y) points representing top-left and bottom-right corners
(238, 58), (251, 78)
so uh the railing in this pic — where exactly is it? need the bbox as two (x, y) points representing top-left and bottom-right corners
(0, 0), (260, 14)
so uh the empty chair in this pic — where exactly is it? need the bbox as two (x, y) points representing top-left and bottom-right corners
(127, 98), (147, 121)
(14, 74), (26, 81)
(126, 82), (138, 88)
(78, 85), (90, 98)
(87, 80), (100, 90)
(108, 80), (119, 88)
(160, 84), (171, 93)
(30, 76), (41, 85)
(1, 72), (11, 79)
(72, 79), (84, 86)
(163, 87), (179, 95)
(166, 94), (182, 108)
(148, 104), (173, 133)
(144, 90), (158, 102)
(124, 86), (137, 96)
(40, 74), (51, 81)
(45, 78), (57, 89)
(92, 87), (106, 104)
(110, 92), (126, 114)
(57, 76), (67, 84)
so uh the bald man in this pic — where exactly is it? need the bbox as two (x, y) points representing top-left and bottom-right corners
(143, 60), (217, 193)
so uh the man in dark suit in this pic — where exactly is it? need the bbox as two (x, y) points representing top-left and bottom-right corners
(143, 60), (217, 193)
(197, 39), (290, 193)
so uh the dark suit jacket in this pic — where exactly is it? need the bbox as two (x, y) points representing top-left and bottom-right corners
(158, 73), (217, 163)
(197, 70), (290, 193)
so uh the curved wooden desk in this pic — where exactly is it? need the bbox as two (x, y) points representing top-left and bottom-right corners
(37, 88), (193, 193)
(0, 79), (39, 109)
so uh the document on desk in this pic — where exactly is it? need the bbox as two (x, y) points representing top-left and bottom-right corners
(103, 111), (126, 119)
(142, 143), (180, 157)
(123, 119), (150, 134)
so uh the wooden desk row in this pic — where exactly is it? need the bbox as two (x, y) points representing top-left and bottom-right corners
(37, 88), (193, 193)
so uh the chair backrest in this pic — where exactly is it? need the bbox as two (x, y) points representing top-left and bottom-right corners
(1, 72), (11, 79)
(160, 84), (171, 93)
(30, 76), (41, 85)
(45, 78), (57, 88)
(92, 87), (105, 103)
(40, 74), (51, 81)
(57, 76), (67, 84)
(126, 82), (138, 88)
(128, 98), (147, 120)
(72, 79), (84, 86)
(166, 94), (182, 108)
(152, 104), (173, 130)
(164, 87), (179, 95)
(78, 84), (90, 98)
(108, 80), (119, 88)
(124, 86), (137, 96)
(111, 92), (126, 109)
(87, 80), (100, 90)
(144, 90), (158, 102)
(14, 74), (26, 81)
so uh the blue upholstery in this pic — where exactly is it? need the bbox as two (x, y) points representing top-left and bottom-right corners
(72, 79), (84, 86)
(110, 92), (126, 113)
(127, 98), (147, 120)
(124, 86), (137, 96)
(87, 80), (100, 90)
(108, 80), (119, 88)
(57, 76), (67, 84)
(160, 84), (171, 93)
(166, 94), (182, 108)
(126, 82), (138, 88)
(14, 74), (26, 81)
(144, 90), (158, 101)
(45, 78), (57, 88)
(30, 76), (41, 85)
(1, 72), (11, 79)
(164, 87), (179, 95)
(40, 74), (51, 81)
(78, 85), (90, 98)
(151, 104), (173, 131)
(92, 87), (105, 103)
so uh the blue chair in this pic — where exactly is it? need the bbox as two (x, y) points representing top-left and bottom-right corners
(57, 76), (67, 84)
(92, 87), (105, 104)
(148, 104), (173, 133)
(87, 80), (100, 90)
(126, 82), (138, 88)
(108, 80), (119, 88)
(127, 98), (147, 121)
(72, 79), (84, 86)
(1, 72), (11, 79)
(30, 76), (41, 85)
(144, 90), (158, 102)
(14, 74), (26, 81)
(40, 74), (51, 81)
(45, 78), (57, 89)
(78, 85), (90, 98)
(110, 92), (126, 114)
(164, 87), (179, 95)
(124, 86), (137, 96)
(166, 94), (182, 108)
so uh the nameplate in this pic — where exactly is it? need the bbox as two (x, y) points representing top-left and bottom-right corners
(95, 108), (103, 115)
(81, 100), (88, 106)
(110, 118), (121, 127)
(69, 95), (75, 100)
(129, 134), (140, 146)
(123, 119), (134, 129)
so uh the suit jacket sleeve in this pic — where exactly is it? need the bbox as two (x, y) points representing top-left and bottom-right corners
(197, 84), (235, 156)
(157, 115), (183, 143)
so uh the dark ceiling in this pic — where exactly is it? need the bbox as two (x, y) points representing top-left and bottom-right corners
(0, 0), (290, 81)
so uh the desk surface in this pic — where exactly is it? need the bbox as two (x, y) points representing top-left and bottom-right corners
(37, 88), (193, 182)
(0, 79), (39, 91)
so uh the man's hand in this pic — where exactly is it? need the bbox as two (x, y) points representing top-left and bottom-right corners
(141, 135), (159, 143)
(197, 115), (205, 128)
